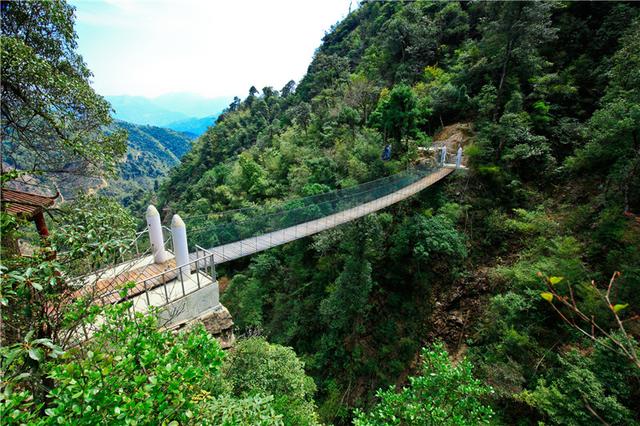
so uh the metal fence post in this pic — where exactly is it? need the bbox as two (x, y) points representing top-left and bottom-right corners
(179, 267), (186, 298)
(144, 279), (150, 307)
(162, 273), (169, 305)
(195, 256), (201, 289)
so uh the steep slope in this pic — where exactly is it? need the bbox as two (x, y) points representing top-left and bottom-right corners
(101, 121), (194, 206)
(160, 2), (640, 425)
(165, 115), (219, 136)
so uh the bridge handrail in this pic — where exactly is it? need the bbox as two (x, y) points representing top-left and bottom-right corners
(187, 165), (439, 247)
(187, 175), (412, 235)
(70, 224), (177, 287)
(187, 164), (433, 232)
(68, 229), (152, 287)
(99, 249), (216, 309)
(188, 177), (426, 245)
(183, 163), (437, 226)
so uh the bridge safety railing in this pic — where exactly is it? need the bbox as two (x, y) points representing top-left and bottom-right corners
(188, 164), (434, 226)
(70, 224), (176, 290)
(186, 164), (441, 249)
(98, 246), (216, 311)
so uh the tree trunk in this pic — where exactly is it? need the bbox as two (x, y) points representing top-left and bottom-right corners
(493, 38), (513, 122)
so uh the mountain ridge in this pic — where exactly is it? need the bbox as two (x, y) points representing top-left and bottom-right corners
(99, 120), (195, 206)
(106, 93), (232, 134)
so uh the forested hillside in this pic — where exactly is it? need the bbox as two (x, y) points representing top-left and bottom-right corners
(103, 121), (194, 207)
(2, 1), (639, 425)
(160, 2), (640, 424)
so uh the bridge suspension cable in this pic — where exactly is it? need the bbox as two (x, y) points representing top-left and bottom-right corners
(181, 164), (437, 248)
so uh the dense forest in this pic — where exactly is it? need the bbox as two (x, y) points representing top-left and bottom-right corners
(104, 121), (194, 207)
(2, 1), (639, 425)
(159, 1), (640, 424)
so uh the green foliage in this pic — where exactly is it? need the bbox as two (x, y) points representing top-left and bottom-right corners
(416, 65), (470, 125)
(519, 346), (639, 426)
(221, 273), (265, 330)
(392, 213), (467, 266)
(0, 388), (42, 425)
(0, 194), (139, 419)
(50, 195), (137, 274)
(461, 1), (558, 114)
(6, 1), (640, 424)
(162, 2), (640, 424)
(1, 195), (137, 349)
(353, 343), (494, 425)
(1, 0), (126, 178)
(200, 394), (284, 426)
(503, 208), (558, 237)
(43, 303), (225, 425)
(222, 337), (320, 426)
(174, 3), (640, 424)
(476, 112), (555, 181)
(318, 216), (387, 333)
(370, 84), (425, 157)
(568, 21), (640, 213)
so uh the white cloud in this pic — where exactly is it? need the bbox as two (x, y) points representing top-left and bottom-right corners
(70, 0), (352, 98)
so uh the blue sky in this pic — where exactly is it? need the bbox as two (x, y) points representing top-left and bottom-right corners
(70, 0), (353, 99)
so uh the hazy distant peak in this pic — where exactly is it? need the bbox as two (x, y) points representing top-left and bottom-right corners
(105, 93), (233, 130)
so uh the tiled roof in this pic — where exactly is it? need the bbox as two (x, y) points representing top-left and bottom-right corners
(1, 188), (58, 219)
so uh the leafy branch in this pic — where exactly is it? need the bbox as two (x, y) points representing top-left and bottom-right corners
(540, 272), (640, 370)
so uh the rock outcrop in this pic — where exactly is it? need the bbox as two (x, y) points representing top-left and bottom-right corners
(169, 304), (235, 349)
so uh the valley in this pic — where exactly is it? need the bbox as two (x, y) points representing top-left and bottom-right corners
(2, 1), (639, 425)
(106, 93), (232, 136)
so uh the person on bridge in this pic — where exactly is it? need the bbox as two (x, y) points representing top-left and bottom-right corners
(456, 146), (463, 168)
(381, 144), (392, 161)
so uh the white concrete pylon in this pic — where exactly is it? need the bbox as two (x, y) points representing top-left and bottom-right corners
(146, 205), (168, 264)
(171, 214), (190, 278)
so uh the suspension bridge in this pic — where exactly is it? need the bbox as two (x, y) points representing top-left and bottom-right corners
(78, 149), (465, 335)
(184, 164), (455, 265)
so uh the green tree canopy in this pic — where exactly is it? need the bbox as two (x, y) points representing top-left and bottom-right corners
(371, 84), (422, 144)
(222, 337), (320, 426)
(354, 343), (494, 426)
(1, 0), (126, 179)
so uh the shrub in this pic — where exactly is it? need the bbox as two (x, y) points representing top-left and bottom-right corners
(222, 337), (320, 426)
(354, 343), (494, 425)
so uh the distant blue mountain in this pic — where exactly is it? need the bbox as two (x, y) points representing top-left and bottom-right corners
(106, 96), (189, 126)
(152, 93), (232, 119)
(165, 115), (219, 137)
(106, 93), (233, 134)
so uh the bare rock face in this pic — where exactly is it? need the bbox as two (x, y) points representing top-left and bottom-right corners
(417, 122), (474, 166)
(426, 266), (493, 357)
(169, 304), (236, 349)
(433, 122), (474, 149)
(198, 305), (235, 349)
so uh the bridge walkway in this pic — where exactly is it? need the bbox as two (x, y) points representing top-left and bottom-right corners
(194, 166), (454, 266)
